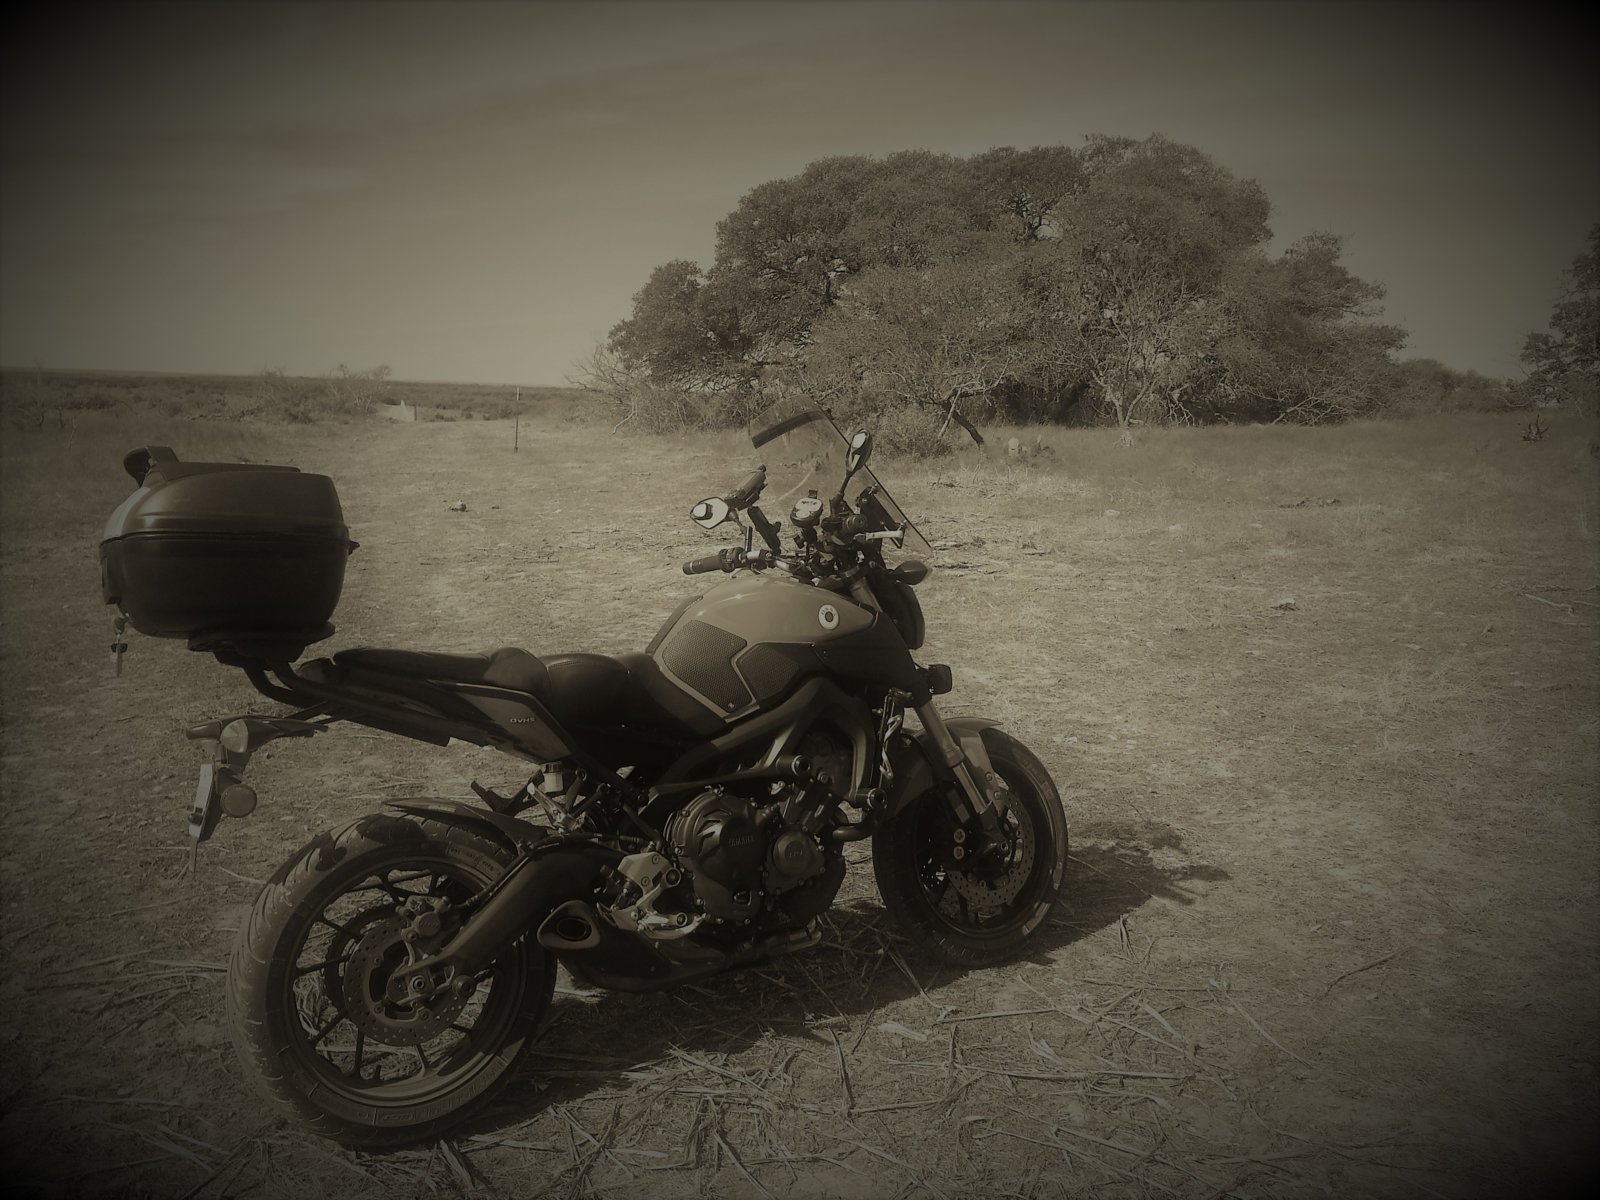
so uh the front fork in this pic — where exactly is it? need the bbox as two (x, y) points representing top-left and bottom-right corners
(850, 564), (1010, 849)
(915, 700), (1011, 851)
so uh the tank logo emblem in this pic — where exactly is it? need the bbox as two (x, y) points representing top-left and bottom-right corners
(818, 604), (839, 630)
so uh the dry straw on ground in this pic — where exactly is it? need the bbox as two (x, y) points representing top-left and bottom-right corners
(1, 402), (1596, 1198)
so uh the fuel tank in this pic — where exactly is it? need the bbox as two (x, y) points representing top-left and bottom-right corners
(649, 572), (915, 720)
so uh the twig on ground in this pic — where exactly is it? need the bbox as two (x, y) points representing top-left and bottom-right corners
(1080, 979), (1218, 993)
(854, 1098), (941, 1115)
(1094, 1011), (1190, 1058)
(3, 915), (64, 943)
(122, 1123), (214, 1171)
(463, 1135), (558, 1153)
(935, 1007), (1058, 1025)
(880, 939), (938, 1012)
(833, 1136), (952, 1200)
(67, 1155), (177, 1180)
(829, 1027), (854, 1116)
(961, 1065), (1184, 1083)
(1520, 592), (1577, 613)
(43, 950), (143, 977)
(714, 1129), (774, 1199)
(105, 897), (189, 920)
(438, 1141), (476, 1195)
(1141, 1002), (1183, 1043)
(1224, 995), (1309, 1066)
(1320, 950), (1398, 998)
(668, 1048), (815, 1111)
(42, 1094), (190, 1110)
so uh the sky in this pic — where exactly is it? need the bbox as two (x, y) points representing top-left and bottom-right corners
(2, 0), (1595, 385)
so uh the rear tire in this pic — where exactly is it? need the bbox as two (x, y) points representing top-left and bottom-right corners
(873, 731), (1067, 968)
(226, 815), (554, 1148)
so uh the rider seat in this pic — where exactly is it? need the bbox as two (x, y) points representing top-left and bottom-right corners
(333, 646), (548, 695)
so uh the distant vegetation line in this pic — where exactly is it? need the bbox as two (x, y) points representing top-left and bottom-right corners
(0, 356), (1532, 439)
(0, 365), (596, 429)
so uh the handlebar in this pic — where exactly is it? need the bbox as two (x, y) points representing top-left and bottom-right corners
(683, 547), (744, 575)
(682, 547), (806, 578)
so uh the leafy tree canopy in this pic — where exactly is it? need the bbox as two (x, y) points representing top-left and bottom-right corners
(1520, 224), (1599, 409)
(601, 135), (1415, 443)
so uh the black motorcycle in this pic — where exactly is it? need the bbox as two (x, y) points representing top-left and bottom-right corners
(99, 397), (1069, 1146)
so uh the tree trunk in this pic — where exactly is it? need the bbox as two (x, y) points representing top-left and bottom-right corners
(1104, 385), (1133, 446)
(935, 395), (986, 445)
(949, 405), (986, 446)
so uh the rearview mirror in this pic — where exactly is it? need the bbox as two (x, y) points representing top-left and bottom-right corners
(690, 497), (731, 529)
(846, 430), (873, 474)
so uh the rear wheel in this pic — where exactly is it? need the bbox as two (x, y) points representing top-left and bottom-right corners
(873, 731), (1067, 967)
(226, 815), (554, 1148)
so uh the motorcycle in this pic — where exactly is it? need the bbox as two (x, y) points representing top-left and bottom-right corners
(99, 397), (1069, 1146)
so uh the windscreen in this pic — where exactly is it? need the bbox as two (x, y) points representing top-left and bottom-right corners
(748, 397), (933, 557)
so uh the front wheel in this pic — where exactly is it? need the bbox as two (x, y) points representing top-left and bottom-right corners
(226, 815), (555, 1148)
(873, 730), (1068, 968)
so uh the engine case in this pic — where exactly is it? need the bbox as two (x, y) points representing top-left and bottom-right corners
(664, 790), (764, 922)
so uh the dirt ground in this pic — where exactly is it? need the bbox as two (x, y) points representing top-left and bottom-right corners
(2, 409), (1596, 1198)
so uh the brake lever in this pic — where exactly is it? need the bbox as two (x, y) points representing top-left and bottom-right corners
(853, 526), (906, 544)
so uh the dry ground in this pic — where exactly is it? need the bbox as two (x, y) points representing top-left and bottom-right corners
(1, 408), (1596, 1199)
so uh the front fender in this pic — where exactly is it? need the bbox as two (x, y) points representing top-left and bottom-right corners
(881, 717), (1003, 822)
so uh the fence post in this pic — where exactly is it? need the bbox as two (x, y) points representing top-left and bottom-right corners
(514, 387), (520, 452)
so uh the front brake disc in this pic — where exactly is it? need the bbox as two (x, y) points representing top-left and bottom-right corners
(948, 808), (1037, 908)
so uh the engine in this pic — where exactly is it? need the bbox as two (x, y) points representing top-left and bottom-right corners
(657, 781), (845, 932)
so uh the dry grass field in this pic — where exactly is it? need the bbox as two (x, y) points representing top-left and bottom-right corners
(1, 402), (1596, 1198)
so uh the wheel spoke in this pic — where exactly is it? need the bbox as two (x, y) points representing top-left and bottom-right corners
(308, 1011), (346, 1048)
(385, 870), (439, 888)
(294, 952), (354, 978)
(259, 845), (539, 1112)
(341, 869), (435, 900)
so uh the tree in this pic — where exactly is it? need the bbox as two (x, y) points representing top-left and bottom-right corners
(599, 135), (1408, 439)
(965, 145), (1082, 242)
(801, 255), (1044, 447)
(1520, 224), (1599, 409)
(1382, 358), (1514, 415)
(1208, 233), (1406, 423)
(1026, 136), (1273, 439)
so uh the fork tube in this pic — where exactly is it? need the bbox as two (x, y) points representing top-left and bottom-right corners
(914, 700), (999, 834)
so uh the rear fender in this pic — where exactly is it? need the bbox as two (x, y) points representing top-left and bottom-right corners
(881, 717), (1002, 822)
(385, 798), (549, 855)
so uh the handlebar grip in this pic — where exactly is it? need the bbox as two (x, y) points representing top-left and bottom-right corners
(683, 549), (737, 575)
(723, 466), (767, 508)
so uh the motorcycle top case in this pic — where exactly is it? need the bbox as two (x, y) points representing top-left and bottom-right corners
(100, 445), (355, 657)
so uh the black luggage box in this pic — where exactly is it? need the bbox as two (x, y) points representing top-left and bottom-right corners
(100, 446), (355, 661)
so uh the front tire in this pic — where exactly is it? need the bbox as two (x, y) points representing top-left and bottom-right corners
(873, 730), (1067, 968)
(226, 815), (554, 1148)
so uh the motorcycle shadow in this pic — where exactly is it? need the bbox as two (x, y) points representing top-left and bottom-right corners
(462, 818), (1227, 1142)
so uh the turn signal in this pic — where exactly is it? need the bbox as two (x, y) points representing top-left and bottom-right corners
(221, 783), (258, 818)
